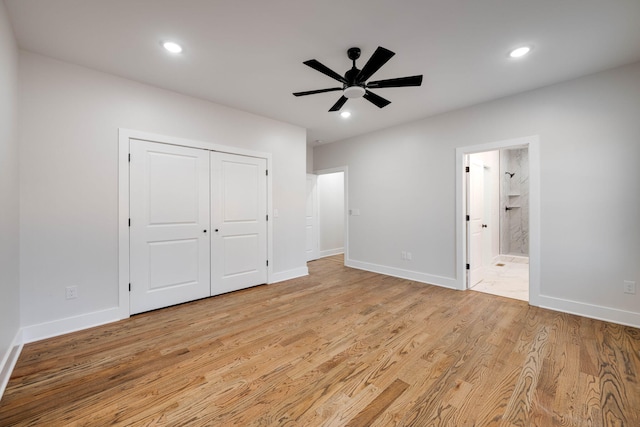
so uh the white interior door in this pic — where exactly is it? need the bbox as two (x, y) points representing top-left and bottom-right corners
(130, 140), (211, 314)
(211, 152), (267, 295)
(305, 174), (319, 261)
(468, 157), (485, 287)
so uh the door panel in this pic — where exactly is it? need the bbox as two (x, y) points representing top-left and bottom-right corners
(305, 174), (319, 261)
(211, 152), (267, 295)
(130, 140), (210, 314)
(468, 158), (485, 287)
(148, 239), (199, 290)
(223, 234), (259, 275)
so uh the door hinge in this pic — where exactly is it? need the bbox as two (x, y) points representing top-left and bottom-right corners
(266, 169), (268, 176)
(128, 283), (131, 292)
(466, 263), (470, 270)
(465, 166), (469, 173)
(128, 153), (131, 162)
(466, 215), (470, 221)
(266, 260), (269, 267)
(266, 214), (268, 221)
(128, 218), (131, 227)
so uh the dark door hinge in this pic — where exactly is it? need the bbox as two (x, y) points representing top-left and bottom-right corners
(266, 260), (269, 267)
(128, 218), (131, 227)
(265, 169), (268, 176)
(466, 215), (470, 221)
(266, 214), (268, 221)
(128, 283), (131, 292)
(465, 166), (469, 173)
(466, 263), (470, 270)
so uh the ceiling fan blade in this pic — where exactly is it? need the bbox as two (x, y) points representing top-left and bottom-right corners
(303, 59), (348, 84)
(363, 90), (391, 108)
(293, 87), (343, 97)
(367, 75), (423, 89)
(356, 46), (395, 83)
(329, 96), (348, 112)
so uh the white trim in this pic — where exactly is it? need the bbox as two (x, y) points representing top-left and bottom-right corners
(319, 248), (344, 258)
(119, 129), (273, 319)
(119, 128), (271, 159)
(313, 166), (349, 265)
(455, 136), (541, 308)
(21, 307), (121, 344)
(346, 259), (459, 289)
(0, 329), (23, 400)
(538, 295), (640, 328)
(118, 130), (130, 319)
(270, 266), (309, 284)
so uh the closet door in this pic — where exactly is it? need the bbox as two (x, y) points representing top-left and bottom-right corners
(130, 140), (210, 314)
(211, 152), (267, 295)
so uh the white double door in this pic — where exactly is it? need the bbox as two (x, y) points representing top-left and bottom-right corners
(130, 140), (267, 314)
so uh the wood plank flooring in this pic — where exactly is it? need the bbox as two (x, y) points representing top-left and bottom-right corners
(1, 255), (639, 426)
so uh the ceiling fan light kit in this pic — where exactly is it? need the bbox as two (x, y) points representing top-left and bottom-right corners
(343, 86), (365, 98)
(293, 46), (423, 112)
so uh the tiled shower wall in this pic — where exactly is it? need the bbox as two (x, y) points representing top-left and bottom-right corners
(500, 148), (529, 256)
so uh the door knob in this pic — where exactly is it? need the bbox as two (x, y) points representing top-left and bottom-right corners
(482, 224), (488, 228)
(203, 229), (207, 233)
(215, 229), (219, 232)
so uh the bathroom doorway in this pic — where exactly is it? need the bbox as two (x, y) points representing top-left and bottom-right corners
(465, 147), (530, 301)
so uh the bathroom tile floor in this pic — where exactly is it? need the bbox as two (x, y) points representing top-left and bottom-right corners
(470, 256), (529, 301)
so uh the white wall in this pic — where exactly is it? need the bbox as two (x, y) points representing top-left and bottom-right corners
(314, 61), (640, 326)
(306, 143), (314, 173)
(317, 172), (344, 257)
(0, 0), (21, 377)
(19, 51), (307, 330)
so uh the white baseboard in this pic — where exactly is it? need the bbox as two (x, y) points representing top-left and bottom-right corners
(21, 307), (121, 344)
(346, 259), (459, 290)
(270, 266), (309, 284)
(319, 248), (344, 258)
(538, 295), (640, 328)
(0, 329), (23, 401)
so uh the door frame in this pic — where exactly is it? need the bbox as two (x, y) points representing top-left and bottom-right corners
(313, 166), (349, 265)
(455, 135), (540, 306)
(118, 128), (273, 319)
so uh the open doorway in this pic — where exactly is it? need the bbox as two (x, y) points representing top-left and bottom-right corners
(308, 167), (348, 264)
(466, 149), (529, 301)
(457, 136), (539, 305)
(317, 171), (345, 258)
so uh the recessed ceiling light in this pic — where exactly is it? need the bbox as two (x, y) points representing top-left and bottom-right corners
(340, 111), (351, 118)
(509, 46), (531, 58)
(162, 41), (183, 54)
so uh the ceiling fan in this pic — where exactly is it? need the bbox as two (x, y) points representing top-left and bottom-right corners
(293, 46), (423, 112)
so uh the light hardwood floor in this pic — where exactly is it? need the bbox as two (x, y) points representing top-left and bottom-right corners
(1, 255), (639, 426)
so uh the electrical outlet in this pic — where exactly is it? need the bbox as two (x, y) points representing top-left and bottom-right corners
(66, 286), (78, 300)
(623, 280), (636, 295)
(401, 251), (407, 260)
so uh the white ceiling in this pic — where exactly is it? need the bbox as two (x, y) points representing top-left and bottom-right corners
(6, 0), (640, 145)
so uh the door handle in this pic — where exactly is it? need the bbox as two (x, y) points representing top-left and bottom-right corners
(482, 224), (488, 228)
(215, 229), (219, 232)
